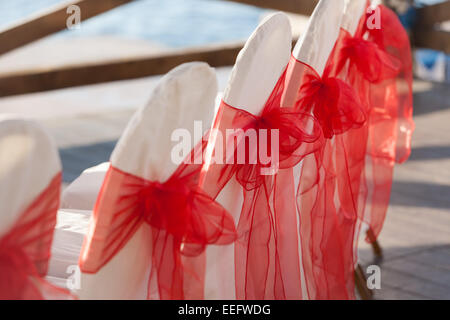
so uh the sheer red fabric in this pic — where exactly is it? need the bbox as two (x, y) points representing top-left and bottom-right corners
(201, 71), (322, 299)
(292, 5), (414, 300)
(354, 5), (414, 240)
(285, 55), (366, 299)
(0, 173), (72, 300)
(79, 152), (237, 299)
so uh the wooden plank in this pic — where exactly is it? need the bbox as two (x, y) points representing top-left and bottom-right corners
(224, 0), (319, 16)
(0, 0), (133, 55)
(0, 42), (245, 97)
(416, 0), (450, 26)
(414, 29), (450, 54)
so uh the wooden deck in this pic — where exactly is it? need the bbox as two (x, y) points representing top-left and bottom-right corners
(36, 77), (450, 299)
(358, 79), (450, 299)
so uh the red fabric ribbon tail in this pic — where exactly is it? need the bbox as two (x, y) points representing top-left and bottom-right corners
(273, 169), (303, 300)
(235, 183), (274, 299)
(0, 173), (73, 300)
(297, 149), (355, 300)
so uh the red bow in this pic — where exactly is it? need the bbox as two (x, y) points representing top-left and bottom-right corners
(226, 102), (321, 190)
(209, 71), (321, 299)
(296, 67), (366, 139)
(289, 57), (368, 299)
(354, 4), (414, 242)
(81, 165), (236, 300)
(338, 34), (401, 83)
(126, 169), (237, 256)
(330, 24), (402, 83)
(361, 5), (410, 59)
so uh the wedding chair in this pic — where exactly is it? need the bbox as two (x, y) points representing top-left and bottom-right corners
(283, 0), (412, 300)
(0, 116), (70, 299)
(334, 0), (375, 299)
(199, 12), (295, 300)
(281, 0), (368, 300)
(49, 62), (232, 299)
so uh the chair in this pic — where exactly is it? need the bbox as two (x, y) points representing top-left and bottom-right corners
(282, 0), (366, 300)
(57, 12), (294, 300)
(0, 115), (69, 299)
(69, 62), (228, 299)
(201, 12), (293, 299)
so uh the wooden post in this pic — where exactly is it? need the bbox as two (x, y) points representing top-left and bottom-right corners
(415, 0), (450, 27)
(0, 38), (298, 97)
(414, 30), (450, 54)
(0, 42), (244, 96)
(412, 0), (450, 53)
(366, 228), (383, 260)
(0, 0), (133, 55)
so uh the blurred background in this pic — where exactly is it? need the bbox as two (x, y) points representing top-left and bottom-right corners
(0, 0), (449, 299)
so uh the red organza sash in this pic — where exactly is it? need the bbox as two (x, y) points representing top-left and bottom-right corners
(355, 5), (414, 240)
(79, 159), (237, 299)
(293, 5), (414, 300)
(285, 56), (366, 299)
(201, 70), (322, 299)
(360, 4), (414, 164)
(0, 173), (72, 300)
(291, 5), (411, 297)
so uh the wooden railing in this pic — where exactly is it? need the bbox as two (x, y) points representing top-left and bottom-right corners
(414, 1), (450, 53)
(0, 0), (448, 97)
(0, 0), (133, 56)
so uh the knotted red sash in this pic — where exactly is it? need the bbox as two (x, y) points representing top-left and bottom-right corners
(295, 5), (413, 300)
(79, 148), (237, 299)
(288, 56), (365, 299)
(202, 70), (322, 299)
(330, 21), (403, 262)
(350, 4), (414, 241)
(368, 5), (414, 239)
(0, 173), (72, 300)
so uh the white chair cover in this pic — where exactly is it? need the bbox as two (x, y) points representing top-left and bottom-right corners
(343, 0), (367, 37)
(281, 0), (346, 299)
(0, 115), (61, 235)
(202, 12), (292, 299)
(71, 62), (218, 299)
(0, 115), (62, 298)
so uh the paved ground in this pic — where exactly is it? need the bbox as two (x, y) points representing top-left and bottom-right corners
(358, 80), (450, 299)
(1, 73), (449, 299)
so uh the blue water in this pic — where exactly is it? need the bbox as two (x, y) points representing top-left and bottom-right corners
(0, 0), (264, 48)
(0, 0), (444, 48)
